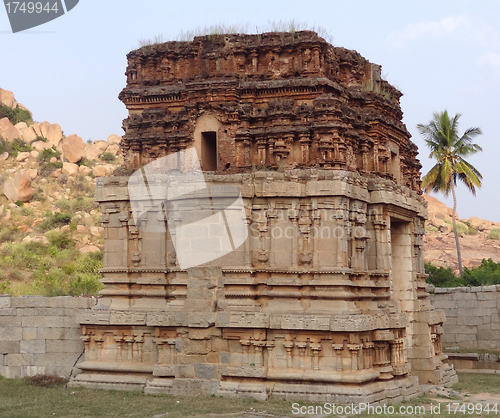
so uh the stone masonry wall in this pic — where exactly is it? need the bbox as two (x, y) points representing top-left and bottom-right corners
(428, 285), (500, 351)
(0, 295), (97, 378)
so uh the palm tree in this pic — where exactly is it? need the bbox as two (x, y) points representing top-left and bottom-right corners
(417, 111), (483, 277)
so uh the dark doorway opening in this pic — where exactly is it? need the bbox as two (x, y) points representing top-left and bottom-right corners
(201, 131), (217, 171)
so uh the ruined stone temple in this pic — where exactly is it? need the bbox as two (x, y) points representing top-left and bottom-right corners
(70, 31), (457, 402)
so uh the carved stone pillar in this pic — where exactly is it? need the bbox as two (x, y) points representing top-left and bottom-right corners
(241, 340), (251, 365)
(299, 133), (311, 164)
(348, 343), (362, 370)
(310, 343), (322, 370)
(125, 335), (134, 362)
(114, 335), (124, 362)
(81, 335), (91, 361)
(266, 341), (275, 369)
(287, 207), (299, 267)
(332, 343), (344, 371)
(252, 341), (265, 366)
(167, 340), (176, 364)
(296, 342), (307, 369)
(95, 335), (104, 361)
(363, 341), (374, 369)
(283, 341), (294, 368)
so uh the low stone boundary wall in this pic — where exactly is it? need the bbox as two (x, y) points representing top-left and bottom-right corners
(0, 288), (499, 379)
(445, 353), (500, 373)
(0, 295), (97, 378)
(428, 285), (500, 351)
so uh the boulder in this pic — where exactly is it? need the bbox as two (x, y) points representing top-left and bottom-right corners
(31, 140), (51, 151)
(62, 162), (79, 176)
(1, 152), (8, 161)
(50, 168), (62, 178)
(92, 165), (109, 177)
(79, 245), (101, 254)
(30, 150), (39, 158)
(86, 140), (108, 160)
(107, 134), (122, 145)
(76, 225), (86, 234)
(89, 226), (101, 237)
(25, 169), (38, 180)
(78, 165), (92, 176)
(14, 122), (28, 133)
(105, 143), (120, 156)
(21, 125), (38, 143)
(424, 195), (457, 220)
(2, 170), (33, 202)
(0, 117), (22, 142)
(40, 121), (63, 148)
(62, 134), (85, 163)
(32, 123), (43, 137)
(0, 88), (16, 108)
(32, 235), (49, 244)
(15, 152), (30, 162)
(469, 216), (488, 231)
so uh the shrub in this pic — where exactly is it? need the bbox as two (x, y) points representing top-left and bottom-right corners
(463, 258), (500, 286)
(47, 231), (74, 250)
(70, 272), (103, 296)
(32, 268), (67, 296)
(70, 197), (94, 212)
(425, 262), (462, 287)
(38, 146), (60, 163)
(490, 229), (500, 240)
(30, 136), (47, 145)
(38, 161), (62, 177)
(100, 152), (116, 162)
(2, 138), (32, 158)
(39, 212), (71, 231)
(78, 158), (95, 168)
(0, 104), (33, 125)
(54, 199), (71, 212)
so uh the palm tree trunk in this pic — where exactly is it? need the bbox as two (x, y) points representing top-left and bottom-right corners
(450, 180), (463, 277)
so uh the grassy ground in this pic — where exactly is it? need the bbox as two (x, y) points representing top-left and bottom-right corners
(0, 373), (499, 418)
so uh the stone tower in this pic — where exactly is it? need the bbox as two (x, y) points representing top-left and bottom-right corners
(70, 31), (456, 402)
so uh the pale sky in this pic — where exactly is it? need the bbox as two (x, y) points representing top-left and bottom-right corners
(1, 0), (499, 221)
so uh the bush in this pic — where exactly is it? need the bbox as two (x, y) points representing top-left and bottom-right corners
(38, 146), (60, 163)
(47, 231), (74, 250)
(100, 152), (116, 162)
(54, 199), (71, 211)
(463, 258), (500, 286)
(70, 197), (94, 212)
(39, 212), (71, 231)
(30, 136), (47, 145)
(32, 268), (67, 296)
(0, 138), (31, 158)
(425, 262), (462, 287)
(0, 104), (33, 125)
(490, 229), (500, 240)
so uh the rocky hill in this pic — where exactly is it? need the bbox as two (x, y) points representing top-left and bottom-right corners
(0, 88), (121, 296)
(424, 195), (500, 271)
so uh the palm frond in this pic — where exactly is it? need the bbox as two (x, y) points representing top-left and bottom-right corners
(418, 110), (483, 197)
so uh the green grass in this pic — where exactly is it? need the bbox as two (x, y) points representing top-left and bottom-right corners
(0, 376), (293, 418)
(0, 373), (498, 418)
(453, 372), (500, 394)
(0, 241), (103, 297)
